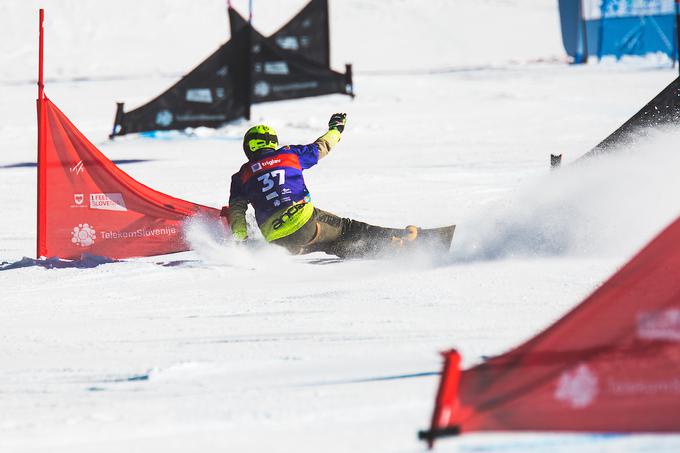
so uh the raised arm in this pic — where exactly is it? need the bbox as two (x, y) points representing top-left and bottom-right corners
(314, 113), (347, 159)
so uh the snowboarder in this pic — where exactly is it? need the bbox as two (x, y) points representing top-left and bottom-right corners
(225, 113), (453, 258)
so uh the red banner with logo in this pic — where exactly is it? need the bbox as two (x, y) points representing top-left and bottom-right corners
(422, 216), (680, 446)
(37, 97), (225, 259)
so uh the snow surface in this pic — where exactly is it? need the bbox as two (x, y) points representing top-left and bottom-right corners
(2, 1), (680, 452)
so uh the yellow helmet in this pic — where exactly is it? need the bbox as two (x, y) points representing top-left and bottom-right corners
(243, 125), (278, 157)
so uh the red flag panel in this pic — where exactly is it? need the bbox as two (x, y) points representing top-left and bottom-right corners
(424, 215), (680, 444)
(38, 98), (225, 259)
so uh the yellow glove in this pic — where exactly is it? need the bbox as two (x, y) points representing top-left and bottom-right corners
(232, 228), (247, 242)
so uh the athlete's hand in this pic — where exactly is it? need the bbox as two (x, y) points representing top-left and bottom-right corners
(328, 113), (347, 133)
(232, 229), (248, 242)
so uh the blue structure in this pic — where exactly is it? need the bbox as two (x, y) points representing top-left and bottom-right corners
(558, 0), (678, 62)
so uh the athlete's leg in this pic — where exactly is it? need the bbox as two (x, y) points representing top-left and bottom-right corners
(272, 208), (416, 258)
(305, 209), (413, 258)
(270, 210), (322, 255)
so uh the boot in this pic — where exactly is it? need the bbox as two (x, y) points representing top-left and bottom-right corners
(390, 225), (419, 248)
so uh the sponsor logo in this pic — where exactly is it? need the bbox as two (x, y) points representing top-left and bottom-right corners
(215, 87), (225, 99)
(250, 159), (281, 173)
(90, 193), (127, 212)
(175, 113), (227, 122)
(253, 80), (270, 98)
(71, 223), (96, 247)
(583, 0), (674, 20)
(637, 308), (680, 342)
(603, 0), (673, 17)
(554, 363), (598, 409)
(271, 81), (319, 93)
(216, 65), (229, 77)
(608, 378), (680, 396)
(99, 226), (177, 240)
(275, 36), (299, 51)
(70, 160), (85, 175)
(155, 110), (173, 127)
(264, 61), (290, 75)
(186, 88), (213, 104)
(69, 193), (87, 209)
(260, 158), (281, 168)
(265, 190), (282, 207)
(272, 203), (307, 230)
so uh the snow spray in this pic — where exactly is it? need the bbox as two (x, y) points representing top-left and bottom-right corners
(451, 127), (680, 262)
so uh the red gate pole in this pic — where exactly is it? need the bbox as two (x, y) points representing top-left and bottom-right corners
(36, 8), (46, 258)
(38, 9), (44, 100)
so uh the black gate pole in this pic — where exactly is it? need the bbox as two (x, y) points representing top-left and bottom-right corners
(580, 0), (589, 63)
(244, 0), (253, 121)
(676, 0), (680, 74)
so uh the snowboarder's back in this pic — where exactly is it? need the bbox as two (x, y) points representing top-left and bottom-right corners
(226, 114), (451, 258)
(227, 117), (344, 243)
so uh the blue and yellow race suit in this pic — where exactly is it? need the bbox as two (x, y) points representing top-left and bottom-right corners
(227, 129), (341, 242)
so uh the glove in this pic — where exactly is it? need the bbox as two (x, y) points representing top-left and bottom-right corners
(328, 113), (347, 133)
(232, 229), (248, 242)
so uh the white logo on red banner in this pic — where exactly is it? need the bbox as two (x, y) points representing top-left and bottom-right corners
(637, 309), (680, 342)
(89, 193), (127, 212)
(71, 193), (85, 208)
(554, 363), (599, 409)
(260, 158), (281, 168)
(71, 223), (96, 247)
(70, 160), (85, 175)
(99, 226), (177, 240)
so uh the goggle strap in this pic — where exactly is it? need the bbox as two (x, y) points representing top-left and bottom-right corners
(246, 132), (278, 144)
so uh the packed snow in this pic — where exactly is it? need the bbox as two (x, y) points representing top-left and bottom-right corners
(2, 1), (680, 452)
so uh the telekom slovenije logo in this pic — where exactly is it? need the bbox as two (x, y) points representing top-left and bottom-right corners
(637, 309), (680, 341)
(71, 223), (96, 247)
(554, 363), (599, 409)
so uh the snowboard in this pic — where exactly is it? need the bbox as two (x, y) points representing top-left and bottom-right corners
(334, 224), (456, 259)
(411, 225), (456, 252)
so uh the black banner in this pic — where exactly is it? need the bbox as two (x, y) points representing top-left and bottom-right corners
(582, 76), (680, 158)
(229, 7), (352, 104)
(231, 0), (331, 67)
(111, 0), (352, 137)
(111, 28), (250, 137)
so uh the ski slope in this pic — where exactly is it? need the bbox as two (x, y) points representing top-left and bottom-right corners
(2, 1), (680, 452)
